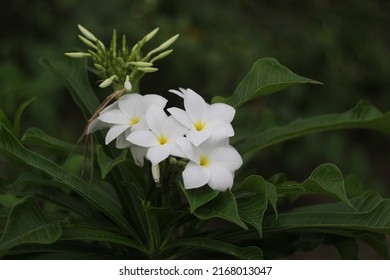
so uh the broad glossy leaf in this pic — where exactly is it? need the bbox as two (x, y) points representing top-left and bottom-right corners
(0, 108), (12, 132)
(60, 225), (145, 253)
(263, 192), (390, 235)
(0, 197), (61, 251)
(194, 190), (247, 229)
(220, 58), (322, 108)
(97, 145), (127, 179)
(13, 97), (36, 137)
(236, 175), (278, 236)
(21, 127), (82, 154)
(240, 100), (390, 160)
(180, 183), (218, 213)
(167, 238), (263, 259)
(0, 124), (140, 243)
(301, 163), (355, 209)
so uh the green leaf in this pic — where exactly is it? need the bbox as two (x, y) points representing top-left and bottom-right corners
(236, 175), (278, 236)
(240, 100), (390, 160)
(0, 108), (12, 131)
(224, 58), (322, 108)
(194, 190), (247, 229)
(180, 184), (219, 213)
(167, 238), (263, 259)
(60, 224), (145, 253)
(263, 191), (390, 235)
(40, 57), (99, 119)
(0, 197), (61, 251)
(302, 163), (355, 209)
(0, 124), (141, 243)
(13, 97), (36, 137)
(21, 127), (82, 154)
(97, 145), (127, 179)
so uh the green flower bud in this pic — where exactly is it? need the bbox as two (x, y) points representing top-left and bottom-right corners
(150, 49), (173, 63)
(137, 67), (158, 73)
(64, 52), (91, 58)
(78, 24), (98, 41)
(99, 75), (118, 88)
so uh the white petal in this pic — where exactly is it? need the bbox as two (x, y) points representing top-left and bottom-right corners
(127, 130), (158, 147)
(207, 164), (234, 191)
(182, 162), (210, 189)
(105, 124), (130, 144)
(136, 94), (167, 116)
(210, 145), (243, 171)
(208, 122), (234, 142)
(98, 109), (129, 125)
(146, 105), (168, 135)
(118, 93), (142, 118)
(167, 107), (193, 128)
(183, 89), (208, 122)
(169, 139), (187, 158)
(208, 103), (235, 123)
(130, 145), (147, 166)
(86, 118), (110, 134)
(168, 88), (185, 98)
(186, 130), (211, 146)
(163, 116), (189, 139)
(146, 145), (171, 165)
(176, 137), (198, 161)
(115, 131), (132, 149)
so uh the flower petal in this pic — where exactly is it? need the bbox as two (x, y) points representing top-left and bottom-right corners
(182, 162), (210, 189)
(115, 132), (131, 149)
(207, 164), (234, 191)
(87, 118), (110, 134)
(118, 93), (142, 118)
(136, 94), (167, 117)
(186, 130), (211, 146)
(99, 109), (129, 125)
(208, 103), (235, 123)
(210, 145), (243, 171)
(183, 89), (208, 122)
(176, 137), (198, 161)
(146, 105), (168, 135)
(163, 116), (188, 139)
(147, 145), (171, 165)
(130, 145), (147, 166)
(105, 124), (130, 144)
(167, 107), (193, 128)
(127, 130), (158, 147)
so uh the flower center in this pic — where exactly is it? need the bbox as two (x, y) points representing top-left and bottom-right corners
(158, 135), (169, 145)
(129, 116), (140, 125)
(194, 120), (206, 131)
(199, 155), (209, 167)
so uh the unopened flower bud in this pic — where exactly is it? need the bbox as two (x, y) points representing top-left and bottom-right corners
(124, 75), (132, 92)
(137, 67), (158, 73)
(151, 164), (160, 183)
(144, 27), (159, 43)
(78, 24), (98, 42)
(64, 52), (91, 58)
(150, 49), (173, 63)
(78, 35), (98, 50)
(99, 75), (118, 88)
(147, 34), (179, 57)
(127, 61), (154, 67)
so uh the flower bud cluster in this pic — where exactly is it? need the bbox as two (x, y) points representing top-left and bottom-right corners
(65, 25), (178, 92)
(88, 88), (242, 191)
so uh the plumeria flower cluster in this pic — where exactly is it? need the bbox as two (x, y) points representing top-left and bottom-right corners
(88, 88), (242, 191)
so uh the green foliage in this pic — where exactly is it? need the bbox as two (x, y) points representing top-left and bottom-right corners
(1, 42), (390, 259)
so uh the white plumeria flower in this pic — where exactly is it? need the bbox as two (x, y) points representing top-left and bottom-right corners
(168, 88), (235, 146)
(86, 102), (119, 134)
(127, 105), (188, 165)
(98, 93), (167, 145)
(177, 137), (243, 191)
(115, 130), (147, 166)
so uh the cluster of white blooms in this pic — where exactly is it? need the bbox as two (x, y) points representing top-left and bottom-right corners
(88, 88), (242, 191)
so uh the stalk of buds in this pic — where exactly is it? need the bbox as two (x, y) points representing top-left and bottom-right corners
(65, 25), (179, 92)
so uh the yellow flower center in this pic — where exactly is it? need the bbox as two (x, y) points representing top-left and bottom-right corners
(129, 116), (140, 125)
(194, 120), (206, 131)
(158, 135), (169, 145)
(199, 155), (209, 167)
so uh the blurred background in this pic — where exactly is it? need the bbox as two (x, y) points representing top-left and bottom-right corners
(0, 0), (389, 257)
